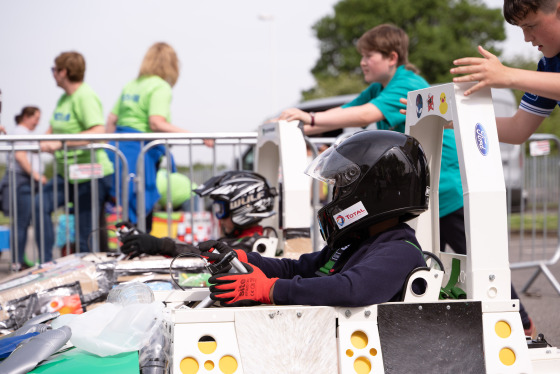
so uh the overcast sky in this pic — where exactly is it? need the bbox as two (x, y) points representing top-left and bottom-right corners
(0, 0), (538, 163)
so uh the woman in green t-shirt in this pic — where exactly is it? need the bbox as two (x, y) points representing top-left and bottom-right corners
(36, 51), (114, 262)
(106, 42), (203, 232)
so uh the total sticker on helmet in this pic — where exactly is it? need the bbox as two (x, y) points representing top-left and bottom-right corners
(333, 201), (368, 229)
(475, 123), (489, 156)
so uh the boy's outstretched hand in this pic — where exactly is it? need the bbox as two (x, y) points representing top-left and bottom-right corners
(450, 45), (514, 96)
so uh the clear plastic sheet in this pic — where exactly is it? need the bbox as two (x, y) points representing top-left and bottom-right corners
(52, 282), (164, 357)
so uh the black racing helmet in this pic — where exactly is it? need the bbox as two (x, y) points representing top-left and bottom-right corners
(194, 171), (277, 228)
(306, 130), (430, 247)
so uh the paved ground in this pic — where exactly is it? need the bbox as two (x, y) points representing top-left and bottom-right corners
(511, 259), (560, 346)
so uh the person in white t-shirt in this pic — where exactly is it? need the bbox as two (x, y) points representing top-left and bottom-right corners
(0, 106), (46, 270)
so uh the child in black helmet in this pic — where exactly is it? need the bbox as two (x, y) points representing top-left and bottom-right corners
(193, 170), (277, 251)
(205, 130), (429, 307)
(119, 171), (278, 257)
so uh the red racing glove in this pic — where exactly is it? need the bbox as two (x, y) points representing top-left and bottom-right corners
(197, 240), (248, 263)
(209, 262), (278, 307)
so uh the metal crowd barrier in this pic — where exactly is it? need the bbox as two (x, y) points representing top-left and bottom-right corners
(0, 132), (284, 271)
(0, 138), (129, 266)
(508, 134), (560, 296)
(3, 130), (558, 294)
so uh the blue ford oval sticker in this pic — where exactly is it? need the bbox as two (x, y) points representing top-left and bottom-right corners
(475, 123), (489, 156)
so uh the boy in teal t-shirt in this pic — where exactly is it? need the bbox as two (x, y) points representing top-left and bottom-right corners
(341, 65), (429, 133)
(276, 24), (465, 253)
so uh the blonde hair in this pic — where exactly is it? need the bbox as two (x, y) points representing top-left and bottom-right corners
(138, 42), (180, 86)
(357, 24), (418, 73)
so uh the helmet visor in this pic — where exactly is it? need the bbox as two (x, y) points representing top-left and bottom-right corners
(212, 200), (230, 219)
(305, 145), (361, 187)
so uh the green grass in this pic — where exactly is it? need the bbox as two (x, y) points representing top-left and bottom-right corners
(508, 213), (558, 233)
(0, 213), (9, 226)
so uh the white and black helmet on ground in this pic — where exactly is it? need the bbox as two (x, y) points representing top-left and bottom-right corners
(194, 171), (277, 229)
(305, 130), (430, 247)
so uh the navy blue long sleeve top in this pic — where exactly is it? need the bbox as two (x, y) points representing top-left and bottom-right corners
(246, 223), (426, 307)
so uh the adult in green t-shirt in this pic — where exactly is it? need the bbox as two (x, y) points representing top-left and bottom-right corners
(106, 42), (205, 233)
(36, 51), (114, 262)
(276, 24), (466, 255)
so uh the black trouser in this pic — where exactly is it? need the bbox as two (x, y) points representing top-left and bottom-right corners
(440, 207), (531, 327)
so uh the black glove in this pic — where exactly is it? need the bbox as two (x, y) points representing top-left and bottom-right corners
(197, 240), (248, 263)
(115, 221), (144, 239)
(115, 221), (138, 231)
(120, 234), (176, 258)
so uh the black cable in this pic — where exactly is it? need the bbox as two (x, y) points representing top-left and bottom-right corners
(168, 252), (208, 291)
(84, 226), (118, 260)
(262, 226), (278, 238)
(422, 251), (445, 273)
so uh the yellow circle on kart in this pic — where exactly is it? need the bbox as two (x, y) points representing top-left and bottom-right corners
(219, 355), (238, 374)
(354, 356), (371, 373)
(495, 321), (512, 338)
(499, 348), (516, 366)
(180, 357), (199, 374)
(351, 330), (368, 349)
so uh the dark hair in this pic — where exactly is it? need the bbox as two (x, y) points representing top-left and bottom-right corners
(54, 51), (86, 82)
(15, 106), (40, 124)
(504, 0), (558, 25)
(356, 23), (419, 73)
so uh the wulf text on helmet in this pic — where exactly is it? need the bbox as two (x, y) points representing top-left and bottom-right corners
(230, 190), (265, 210)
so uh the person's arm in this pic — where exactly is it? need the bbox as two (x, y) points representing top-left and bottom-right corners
(149, 115), (214, 147)
(304, 105), (383, 135)
(40, 125), (106, 153)
(275, 104), (384, 136)
(106, 113), (118, 133)
(451, 45), (560, 99)
(148, 115), (188, 133)
(496, 110), (545, 144)
(121, 232), (201, 258)
(38, 126), (57, 153)
(14, 151), (47, 183)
